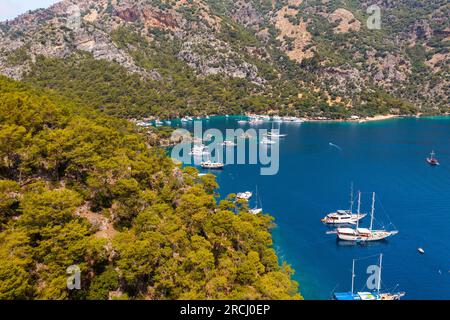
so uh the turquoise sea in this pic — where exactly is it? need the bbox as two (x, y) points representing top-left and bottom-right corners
(170, 116), (450, 300)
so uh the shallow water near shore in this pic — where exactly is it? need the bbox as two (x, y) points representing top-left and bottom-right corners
(172, 116), (450, 300)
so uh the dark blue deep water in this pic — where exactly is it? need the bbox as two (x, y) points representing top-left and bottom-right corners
(172, 116), (450, 300)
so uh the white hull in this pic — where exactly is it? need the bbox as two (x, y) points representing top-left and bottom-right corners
(322, 213), (366, 225)
(337, 230), (398, 242)
(249, 208), (263, 215)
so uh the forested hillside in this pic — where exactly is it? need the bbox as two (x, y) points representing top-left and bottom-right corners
(0, 76), (301, 300)
(0, 0), (448, 119)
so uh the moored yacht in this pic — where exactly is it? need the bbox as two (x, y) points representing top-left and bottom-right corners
(333, 254), (405, 301)
(237, 191), (253, 201)
(426, 151), (439, 166)
(201, 160), (224, 170)
(336, 193), (398, 242)
(322, 187), (366, 225)
(249, 186), (263, 215)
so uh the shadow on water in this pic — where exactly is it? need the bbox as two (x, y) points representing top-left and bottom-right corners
(335, 238), (391, 248)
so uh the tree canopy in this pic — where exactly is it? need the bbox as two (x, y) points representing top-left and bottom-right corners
(0, 76), (301, 300)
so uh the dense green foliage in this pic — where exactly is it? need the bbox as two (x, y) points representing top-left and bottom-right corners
(0, 76), (301, 300)
(26, 48), (416, 120)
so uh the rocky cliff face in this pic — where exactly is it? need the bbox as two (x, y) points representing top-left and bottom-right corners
(0, 0), (448, 113)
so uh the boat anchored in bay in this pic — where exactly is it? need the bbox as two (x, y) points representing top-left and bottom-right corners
(322, 185), (366, 225)
(336, 192), (398, 242)
(426, 151), (440, 166)
(249, 186), (263, 215)
(333, 254), (405, 300)
(201, 160), (224, 170)
(237, 191), (253, 201)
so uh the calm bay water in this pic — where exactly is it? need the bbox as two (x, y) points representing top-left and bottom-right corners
(173, 116), (450, 300)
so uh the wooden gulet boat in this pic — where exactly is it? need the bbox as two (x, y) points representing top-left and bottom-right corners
(336, 193), (398, 242)
(333, 254), (405, 300)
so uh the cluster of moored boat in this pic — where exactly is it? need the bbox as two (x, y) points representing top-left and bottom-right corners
(181, 115), (210, 122)
(237, 115), (304, 125)
(135, 114), (305, 128)
(322, 186), (398, 242)
(323, 185), (405, 300)
(322, 192), (398, 242)
(236, 188), (263, 215)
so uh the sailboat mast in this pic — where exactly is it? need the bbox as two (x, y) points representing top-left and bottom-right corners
(351, 259), (356, 295)
(370, 192), (375, 231)
(350, 182), (354, 213)
(377, 254), (383, 293)
(356, 191), (361, 229)
(357, 191), (361, 214)
(255, 185), (258, 209)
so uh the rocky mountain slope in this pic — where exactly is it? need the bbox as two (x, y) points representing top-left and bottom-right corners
(0, 0), (448, 118)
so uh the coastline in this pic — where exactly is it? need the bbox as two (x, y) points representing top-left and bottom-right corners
(303, 114), (400, 123)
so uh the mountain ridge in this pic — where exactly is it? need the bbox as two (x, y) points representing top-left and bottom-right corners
(0, 0), (448, 117)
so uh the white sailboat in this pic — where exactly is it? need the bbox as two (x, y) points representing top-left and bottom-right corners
(249, 186), (263, 215)
(333, 254), (405, 300)
(336, 193), (398, 242)
(322, 185), (366, 225)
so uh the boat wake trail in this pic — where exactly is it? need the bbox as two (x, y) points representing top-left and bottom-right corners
(329, 143), (343, 151)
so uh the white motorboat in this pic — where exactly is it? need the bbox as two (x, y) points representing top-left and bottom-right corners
(201, 160), (224, 170)
(322, 209), (366, 225)
(322, 186), (366, 225)
(237, 191), (253, 201)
